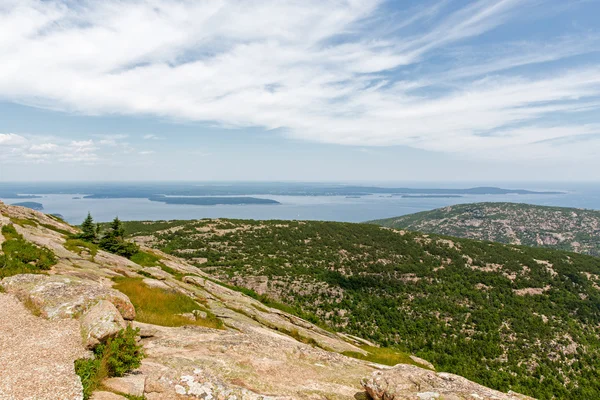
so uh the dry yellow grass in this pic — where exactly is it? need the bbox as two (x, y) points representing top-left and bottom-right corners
(113, 277), (222, 329)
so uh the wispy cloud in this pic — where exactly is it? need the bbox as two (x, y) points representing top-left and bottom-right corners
(0, 0), (599, 160)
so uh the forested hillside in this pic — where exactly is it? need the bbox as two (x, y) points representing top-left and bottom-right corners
(124, 218), (600, 399)
(370, 202), (600, 256)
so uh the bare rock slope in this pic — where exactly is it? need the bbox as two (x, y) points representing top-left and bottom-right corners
(0, 201), (533, 400)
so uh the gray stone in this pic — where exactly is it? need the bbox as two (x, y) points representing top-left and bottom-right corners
(80, 300), (126, 349)
(0, 274), (135, 320)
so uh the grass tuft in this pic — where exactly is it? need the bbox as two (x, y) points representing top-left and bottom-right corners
(113, 277), (222, 329)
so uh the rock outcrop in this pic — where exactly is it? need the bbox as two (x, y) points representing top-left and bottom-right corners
(80, 300), (127, 349)
(362, 365), (534, 400)
(0, 273), (135, 320)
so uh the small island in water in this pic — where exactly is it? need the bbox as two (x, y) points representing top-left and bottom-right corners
(148, 195), (281, 206)
(11, 201), (44, 211)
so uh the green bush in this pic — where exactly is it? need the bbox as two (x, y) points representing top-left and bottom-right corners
(74, 357), (102, 400)
(99, 236), (139, 258)
(75, 326), (144, 399)
(98, 326), (144, 377)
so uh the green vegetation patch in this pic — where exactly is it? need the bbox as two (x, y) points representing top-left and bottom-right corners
(75, 326), (144, 400)
(125, 217), (600, 400)
(40, 222), (72, 236)
(1, 224), (57, 278)
(113, 277), (222, 329)
(9, 217), (37, 228)
(343, 345), (431, 369)
(64, 238), (98, 259)
(130, 250), (162, 267)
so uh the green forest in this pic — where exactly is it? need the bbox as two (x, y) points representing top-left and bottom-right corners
(122, 218), (600, 399)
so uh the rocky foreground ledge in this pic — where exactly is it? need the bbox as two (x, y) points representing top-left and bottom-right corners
(0, 201), (533, 400)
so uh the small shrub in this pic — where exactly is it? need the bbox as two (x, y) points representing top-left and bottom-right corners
(74, 357), (103, 400)
(98, 326), (144, 377)
(75, 326), (144, 399)
(99, 236), (139, 258)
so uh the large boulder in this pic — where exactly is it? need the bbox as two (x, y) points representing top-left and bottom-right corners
(0, 274), (135, 320)
(81, 300), (127, 349)
(361, 364), (533, 400)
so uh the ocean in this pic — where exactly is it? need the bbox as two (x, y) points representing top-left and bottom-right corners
(1, 182), (598, 224)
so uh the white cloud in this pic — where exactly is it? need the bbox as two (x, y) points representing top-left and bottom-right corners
(0, 133), (28, 146)
(0, 0), (599, 159)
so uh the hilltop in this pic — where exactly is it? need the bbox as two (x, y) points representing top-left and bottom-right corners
(370, 202), (600, 256)
(124, 217), (600, 399)
(0, 201), (532, 400)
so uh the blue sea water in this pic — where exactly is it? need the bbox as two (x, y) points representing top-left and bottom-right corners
(1, 182), (599, 224)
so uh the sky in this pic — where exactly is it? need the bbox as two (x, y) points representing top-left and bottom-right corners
(1, 0), (600, 182)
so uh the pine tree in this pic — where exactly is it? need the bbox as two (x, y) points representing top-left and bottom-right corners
(99, 216), (138, 258)
(108, 217), (125, 238)
(79, 212), (97, 242)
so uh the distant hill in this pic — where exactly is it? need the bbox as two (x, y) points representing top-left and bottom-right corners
(370, 202), (600, 256)
(125, 217), (600, 399)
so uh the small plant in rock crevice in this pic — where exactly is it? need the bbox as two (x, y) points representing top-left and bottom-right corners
(75, 326), (144, 400)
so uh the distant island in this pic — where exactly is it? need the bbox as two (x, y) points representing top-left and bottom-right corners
(397, 195), (464, 198)
(147, 196), (280, 206)
(0, 182), (564, 200)
(11, 201), (44, 210)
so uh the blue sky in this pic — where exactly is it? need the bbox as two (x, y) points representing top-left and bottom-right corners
(1, 0), (599, 181)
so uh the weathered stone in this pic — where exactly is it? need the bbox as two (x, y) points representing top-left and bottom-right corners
(103, 374), (146, 397)
(90, 391), (128, 400)
(142, 277), (171, 291)
(361, 364), (534, 400)
(177, 312), (196, 321)
(193, 309), (208, 319)
(0, 274), (135, 320)
(410, 355), (435, 370)
(141, 266), (171, 280)
(81, 300), (126, 349)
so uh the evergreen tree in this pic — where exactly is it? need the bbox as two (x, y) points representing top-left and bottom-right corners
(108, 217), (125, 238)
(79, 212), (97, 242)
(99, 216), (138, 258)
